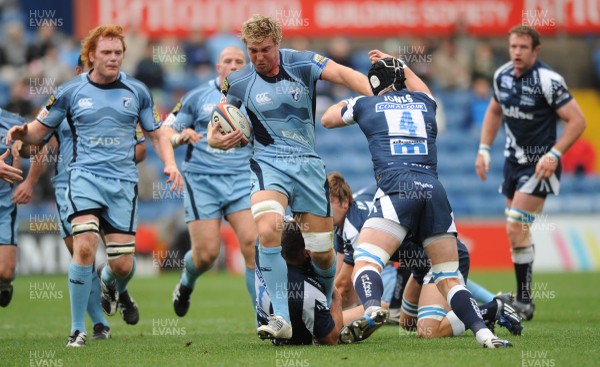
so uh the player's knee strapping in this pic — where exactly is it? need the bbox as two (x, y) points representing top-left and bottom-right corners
(250, 200), (285, 219)
(401, 298), (418, 318)
(106, 242), (135, 260)
(72, 221), (100, 237)
(354, 243), (391, 270)
(302, 231), (333, 252)
(417, 304), (448, 321)
(505, 207), (536, 224)
(430, 261), (460, 284)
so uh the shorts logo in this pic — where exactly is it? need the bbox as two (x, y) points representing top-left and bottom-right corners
(123, 97), (132, 108)
(255, 93), (272, 105)
(78, 98), (93, 109)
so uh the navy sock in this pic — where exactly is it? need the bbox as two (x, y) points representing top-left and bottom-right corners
(478, 300), (499, 322)
(447, 285), (487, 335)
(353, 267), (383, 310)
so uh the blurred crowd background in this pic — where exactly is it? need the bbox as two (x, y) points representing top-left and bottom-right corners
(2, 0), (600, 272)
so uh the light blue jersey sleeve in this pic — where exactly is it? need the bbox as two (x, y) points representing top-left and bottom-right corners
(136, 84), (161, 132)
(36, 77), (82, 129)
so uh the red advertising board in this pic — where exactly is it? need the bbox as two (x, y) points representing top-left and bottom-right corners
(75, 0), (600, 39)
(456, 221), (513, 270)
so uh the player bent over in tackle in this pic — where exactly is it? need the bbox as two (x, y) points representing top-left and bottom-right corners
(322, 51), (512, 348)
(6, 24), (182, 347)
(256, 218), (342, 345)
(217, 15), (373, 340)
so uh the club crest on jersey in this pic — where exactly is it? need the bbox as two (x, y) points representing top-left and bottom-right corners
(78, 98), (93, 109)
(290, 87), (301, 102)
(501, 75), (513, 89)
(123, 97), (132, 108)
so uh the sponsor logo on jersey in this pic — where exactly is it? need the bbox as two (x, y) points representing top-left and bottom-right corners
(282, 130), (309, 144)
(152, 105), (162, 128)
(390, 138), (428, 155)
(375, 102), (427, 112)
(312, 53), (327, 67)
(501, 105), (534, 120)
(520, 95), (536, 106)
(222, 78), (230, 93)
(45, 95), (56, 109)
(202, 103), (215, 114)
(123, 97), (132, 108)
(78, 98), (93, 109)
(170, 101), (182, 115)
(255, 92), (272, 105)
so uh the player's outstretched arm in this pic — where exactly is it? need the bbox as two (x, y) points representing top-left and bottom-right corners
(321, 60), (373, 96)
(321, 100), (349, 129)
(11, 143), (47, 205)
(0, 149), (23, 184)
(6, 120), (51, 146)
(475, 98), (503, 181)
(147, 127), (183, 193)
(535, 98), (586, 180)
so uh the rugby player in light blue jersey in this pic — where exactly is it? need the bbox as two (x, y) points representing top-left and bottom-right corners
(163, 46), (257, 317)
(218, 14), (372, 341)
(40, 55), (147, 340)
(6, 24), (183, 347)
(476, 25), (586, 321)
(322, 51), (512, 348)
(0, 109), (46, 308)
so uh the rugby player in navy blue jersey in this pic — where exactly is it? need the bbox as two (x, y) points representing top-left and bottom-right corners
(322, 51), (512, 348)
(476, 25), (586, 320)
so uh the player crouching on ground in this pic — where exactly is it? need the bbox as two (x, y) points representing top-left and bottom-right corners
(256, 218), (343, 345)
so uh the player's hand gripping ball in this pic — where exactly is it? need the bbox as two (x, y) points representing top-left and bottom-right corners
(211, 103), (252, 147)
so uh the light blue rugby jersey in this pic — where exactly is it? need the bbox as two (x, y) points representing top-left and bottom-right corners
(36, 70), (160, 182)
(164, 78), (251, 175)
(0, 108), (27, 195)
(224, 49), (328, 159)
(51, 119), (146, 189)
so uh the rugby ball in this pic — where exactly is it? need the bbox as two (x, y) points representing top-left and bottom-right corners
(211, 103), (252, 147)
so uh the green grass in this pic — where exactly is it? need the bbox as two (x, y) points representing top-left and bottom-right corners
(2, 271), (599, 366)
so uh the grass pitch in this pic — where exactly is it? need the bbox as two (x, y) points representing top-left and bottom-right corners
(2, 271), (599, 367)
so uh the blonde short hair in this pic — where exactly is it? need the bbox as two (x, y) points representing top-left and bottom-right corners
(240, 14), (282, 45)
(328, 172), (354, 205)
